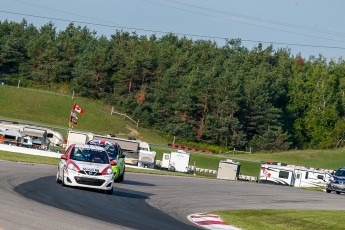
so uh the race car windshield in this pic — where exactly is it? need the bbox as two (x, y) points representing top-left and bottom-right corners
(71, 148), (109, 164)
(105, 145), (118, 160)
(335, 170), (345, 177)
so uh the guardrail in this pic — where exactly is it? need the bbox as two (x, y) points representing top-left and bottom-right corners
(0, 143), (62, 158)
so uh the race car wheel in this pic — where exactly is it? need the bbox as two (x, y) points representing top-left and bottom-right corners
(336, 191), (341, 194)
(61, 170), (66, 187)
(56, 170), (61, 183)
(326, 189), (332, 193)
(105, 187), (113, 195)
(119, 172), (124, 182)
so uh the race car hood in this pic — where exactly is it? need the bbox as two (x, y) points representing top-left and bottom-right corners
(73, 160), (110, 173)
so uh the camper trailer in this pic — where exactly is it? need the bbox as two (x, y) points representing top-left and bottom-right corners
(259, 162), (332, 188)
(22, 127), (50, 150)
(0, 129), (24, 146)
(161, 150), (190, 173)
(217, 159), (241, 181)
(137, 141), (156, 168)
(0, 122), (25, 132)
(66, 130), (94, 147)
(46, 129), (64, 147)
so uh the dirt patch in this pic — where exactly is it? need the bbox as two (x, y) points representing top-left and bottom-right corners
(127, 125), (139, 136)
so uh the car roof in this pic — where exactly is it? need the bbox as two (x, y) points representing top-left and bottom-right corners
(88, 140), (120, 147)
(74, 143), (106, 151)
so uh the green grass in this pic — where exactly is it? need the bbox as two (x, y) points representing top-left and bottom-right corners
(231, 149), (345, 170)
(0, 85), (167, 144)
(212, 210), (345, 230)
(0, 150), (60, 165)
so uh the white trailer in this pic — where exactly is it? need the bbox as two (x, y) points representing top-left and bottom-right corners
(0, 122), (25, 132)
(46, 129), (64, 147)
(66, 130), (94, 147)
(217, 159), (241, 181)
(138, 149), (156, 168)
(137, 141), (156, 168)
(22, 127), (50, 150)
(161, 150), (190, 173)
(259, 162), (332, 188)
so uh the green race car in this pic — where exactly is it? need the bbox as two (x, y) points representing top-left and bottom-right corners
(88, 140), (125, 182)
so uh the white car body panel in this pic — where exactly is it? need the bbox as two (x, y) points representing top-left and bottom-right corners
(57, 144), (114, 192)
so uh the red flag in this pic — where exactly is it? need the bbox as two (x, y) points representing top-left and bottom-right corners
(73, 103), (84, 114)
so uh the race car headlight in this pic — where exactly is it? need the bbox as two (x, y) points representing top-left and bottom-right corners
(106, 168), (113, 175)
(330, 176), (335, 181)
(68, 163), (76, 171)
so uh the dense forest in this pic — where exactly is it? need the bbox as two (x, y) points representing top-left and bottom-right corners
(1, 19), (345, 151)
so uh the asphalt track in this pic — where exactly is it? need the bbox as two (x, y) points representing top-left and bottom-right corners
(1, 161), (345, 230)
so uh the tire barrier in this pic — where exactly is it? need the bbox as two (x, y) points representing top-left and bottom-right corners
(169, 143), (212, 154)
(238, 175), (258, 182)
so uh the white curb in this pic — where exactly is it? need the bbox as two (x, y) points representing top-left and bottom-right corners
(187, 213), (241, 230)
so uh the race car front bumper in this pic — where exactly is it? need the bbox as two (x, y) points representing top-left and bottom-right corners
(64, 169), (114, 191)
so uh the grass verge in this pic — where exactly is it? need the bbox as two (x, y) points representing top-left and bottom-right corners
(0, 151), (60, 165)
(212, 210), (345, 230)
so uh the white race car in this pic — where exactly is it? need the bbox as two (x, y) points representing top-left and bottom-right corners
(56, 143), (115, 194)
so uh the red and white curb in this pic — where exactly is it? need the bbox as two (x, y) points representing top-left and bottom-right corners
(187, 213), (241, 230)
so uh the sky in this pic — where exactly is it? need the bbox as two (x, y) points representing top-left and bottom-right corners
(1, 0), (345, 61)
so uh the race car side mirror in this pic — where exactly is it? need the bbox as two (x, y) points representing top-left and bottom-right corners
(61, 155), (67, 160)
(111, 160), (117, 166)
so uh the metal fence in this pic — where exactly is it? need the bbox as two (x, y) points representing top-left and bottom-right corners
(110, 107), (139, 127)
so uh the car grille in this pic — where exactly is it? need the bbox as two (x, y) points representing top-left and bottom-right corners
(78, 170), (102, 176)
(74, 176), (105, 186)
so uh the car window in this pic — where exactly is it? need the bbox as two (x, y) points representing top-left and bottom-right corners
(71, 147), (109, 164)
(70, 148), (85, 161)
(335, 170), (345, 177)
(105, 145), (118, 160)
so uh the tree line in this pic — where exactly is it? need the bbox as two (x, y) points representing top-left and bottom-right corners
(1, 19), (345, 151)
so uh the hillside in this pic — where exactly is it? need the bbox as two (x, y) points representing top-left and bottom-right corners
(3, 85), (345, 174)
(0, 85), (168, 145)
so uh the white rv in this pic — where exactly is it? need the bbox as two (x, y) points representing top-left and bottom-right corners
(0, 122), (64, 148)
(0, 122), (25, 132)
(137, 141), (156, 168)
(22, 127), (50, 150)
(46, 129), (64, 147)
(161, 150), (190, 173)
(259, 162), (332, 188)
(66, 130), (94, 147)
